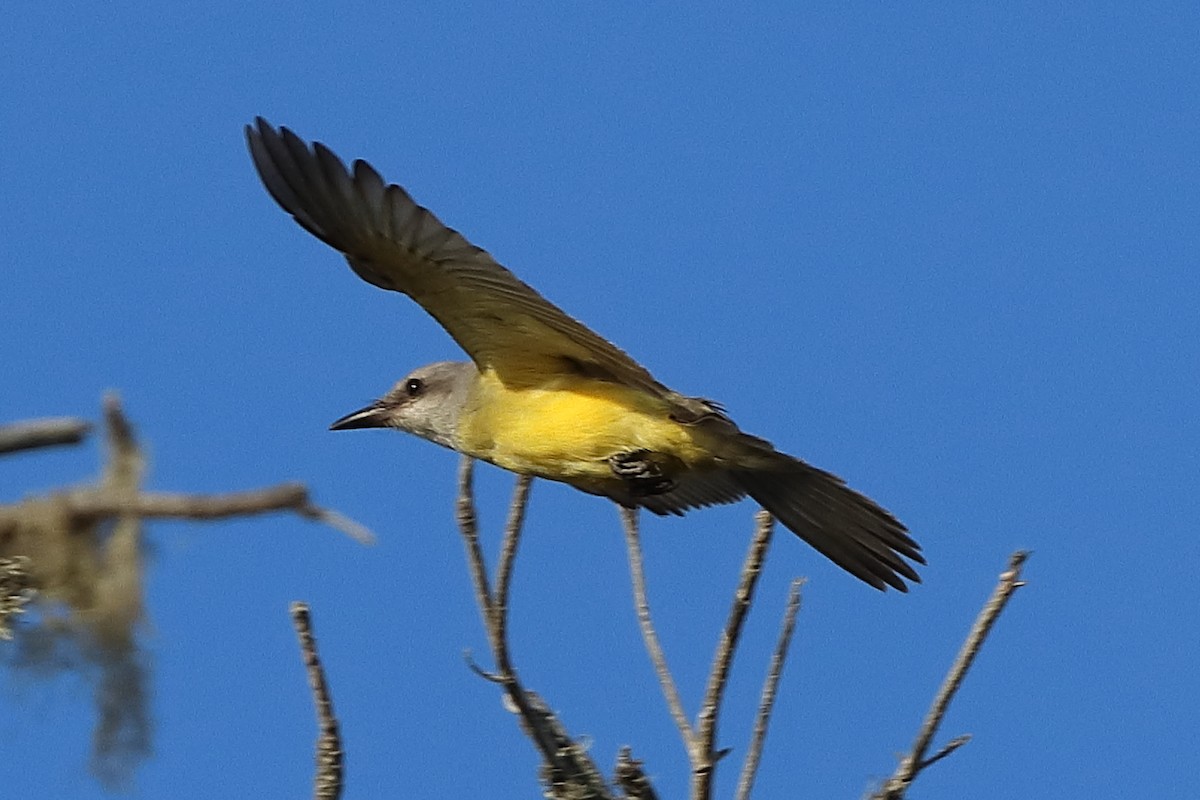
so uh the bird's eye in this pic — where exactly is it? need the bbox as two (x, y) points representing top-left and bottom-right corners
(405, 378), (424, 396)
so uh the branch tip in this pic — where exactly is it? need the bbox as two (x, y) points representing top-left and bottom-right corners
(871, 551), (1030, 800)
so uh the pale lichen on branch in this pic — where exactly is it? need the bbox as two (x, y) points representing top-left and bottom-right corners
(0, 394), (373, 788)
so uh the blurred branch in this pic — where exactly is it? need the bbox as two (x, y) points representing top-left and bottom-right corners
(291, 602), (344, 800)
(0, 417), (91, 456)
(455, 457), (618, 800)
(614, 747), (659, 800)
(1, 482), (374, 547)
(736, 577), (804, 800)
(871, 550), (1030, 800)
(0, 555), (34, 639)
(0, 393), (374, 789)
(57, 483), (375, 544)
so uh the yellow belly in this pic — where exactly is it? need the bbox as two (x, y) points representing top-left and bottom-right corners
(456, 370), (710, 481)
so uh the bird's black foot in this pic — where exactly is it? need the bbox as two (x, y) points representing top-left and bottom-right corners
(609, 449), (677, 496)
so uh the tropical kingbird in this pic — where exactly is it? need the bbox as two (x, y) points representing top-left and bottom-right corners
(246, 118), (923, 591)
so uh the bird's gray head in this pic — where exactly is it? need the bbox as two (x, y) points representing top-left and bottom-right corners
(329, 361), (475, 451)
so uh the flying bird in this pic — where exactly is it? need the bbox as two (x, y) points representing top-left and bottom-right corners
(246, 118), (923, 591)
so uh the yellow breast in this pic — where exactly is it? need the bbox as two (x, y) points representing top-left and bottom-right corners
(456, 370), (710, 481)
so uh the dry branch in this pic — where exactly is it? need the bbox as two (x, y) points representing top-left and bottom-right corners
(291, 602), (344, 800)
(0, 556), (34, 639)
(614, 747), (660, 800)
(736, 577), (804, 800)
(619, 506), (695, 752)
(0, 395), (374, 788)
(53, 483), (375, 544)
(691, 510), (775, 800)
(455, 458), (616, 800)
(620, 507), (787, 800)
(0, 417), (91, 455)
(446, 456), (1024, 800)
(871, 551), (1030, 800)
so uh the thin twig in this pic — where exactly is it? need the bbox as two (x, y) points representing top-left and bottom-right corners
(455, 458), (495, 624)
(492, 475), (532, 655)
(291, 602), (344, 800)
(619, 505), (695, 753)
(487, 474), (529, 679)
(297, 507), (376, 546)
(0, 417), (92, 456)
(691, 510), (775, 800)
(736, 576), (804, 800)
(462, 650), (505, 683)
(102, 394), (137, 458)
(918, 734), (971, 771)
(872, 550), (1030, 800)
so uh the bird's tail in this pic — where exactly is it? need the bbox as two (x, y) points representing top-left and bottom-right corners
(732, 455), (923, 592)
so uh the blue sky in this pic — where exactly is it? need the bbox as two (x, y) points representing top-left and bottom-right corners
(3, 2), (1197, 797)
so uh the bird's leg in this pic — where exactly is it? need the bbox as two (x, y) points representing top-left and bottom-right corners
(609, 449), (677, 496)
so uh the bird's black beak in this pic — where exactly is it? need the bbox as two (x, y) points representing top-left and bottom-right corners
(329, 403), (389, 431)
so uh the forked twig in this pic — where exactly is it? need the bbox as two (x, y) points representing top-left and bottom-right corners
(619, 507), (780, 800)
(619, 506), (695, 752)
(692, 510), (775, 800)
(455, 457), (614, 800)
(736, 576), (804, 800)
(291, 602), (344, 800)
(871, 550), (1030, 799)
(492, 475), (532, 657)
(455, 458), (493, 620)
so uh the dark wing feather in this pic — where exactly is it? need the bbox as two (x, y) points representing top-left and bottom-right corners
(246, 118), (670, 396)
(735, 462), (923, 592)
(637, 471), (747, 516)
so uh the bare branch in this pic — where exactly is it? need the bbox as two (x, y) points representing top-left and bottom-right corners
(462, 650), (505, 683)
(0, 417), (91, 456)
(872, 551), (1030, 800)
(691, 510), (775, 799)
(492, 475), (532, 658)
(296, 506), (376, 546)
(485, 474), (528, 680)
(291, 602), (344, 800)
(57, 484), (374, 544)
(69, 486), (309, 518)
(455, 458), (494, 623)
(917, 734), (971, 771)
(0, 394), (373, 789)
(618, 505), (695, 753)
(614, 746), (660, 800)
(454, 458), (616, 800)
(519, 690), (612, 800)
(736, 576), (804, 800)
(102, 393), (138, 466)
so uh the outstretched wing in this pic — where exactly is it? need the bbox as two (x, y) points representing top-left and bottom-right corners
(246, 118), (670, 396)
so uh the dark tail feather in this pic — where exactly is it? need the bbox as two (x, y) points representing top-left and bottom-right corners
(734, 462), (923, 592)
